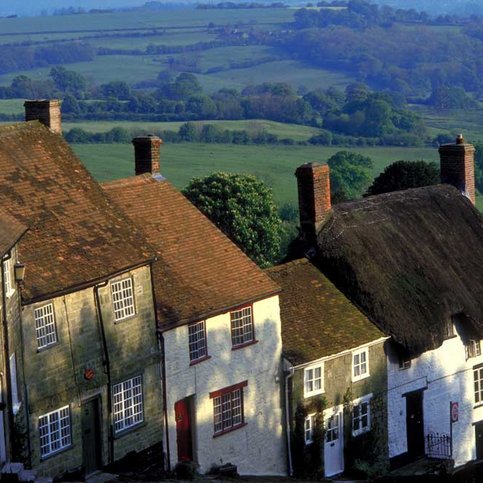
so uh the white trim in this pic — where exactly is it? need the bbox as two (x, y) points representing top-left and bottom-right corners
(304, 413), (316, 444)
(3, 259), (14, 298)
(304, 362), (324, 398)
(34, 303), (57, 349)
(352, 347), (370, 382)
(111, 277), (136, 321)
(112, 375), (144, 433)
(9, 354), (20, 415)
(351, 393), (372, 437)
(290, 336), (388, 370)
(39, 405), (71, 458)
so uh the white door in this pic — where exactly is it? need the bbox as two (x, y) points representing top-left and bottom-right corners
(324, 405), (344, 477)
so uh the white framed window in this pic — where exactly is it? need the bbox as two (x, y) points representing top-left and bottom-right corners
(211, 381), (247, 435)
(3, 259), (14, 297)
(39, 406), (72, 458)
(111, 277), (135, 321)
(34, 303), (57, 349)
(230, 306), (254, 347)
(352, 348), (369, 382)
(474, 364), (483, 404)
(304, 413), (316, 444)
(188, 320), (208, 362)
(352, 394), (372, 436)
(304, 363), (324, 397)
(112, 375), (143, 433)
(398, 355), (411, 370)
(466, 339), (481, 360)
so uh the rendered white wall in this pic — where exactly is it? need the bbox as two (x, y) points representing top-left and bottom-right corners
(163, 295), (286, 475)
(388, 331), (482, 467)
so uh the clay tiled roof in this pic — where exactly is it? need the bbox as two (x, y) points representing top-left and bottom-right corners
(0, 122), (154, 302)
(0, 210), (27, 257)
(267, 259), (384, 366)
(102, 174), (280, 329)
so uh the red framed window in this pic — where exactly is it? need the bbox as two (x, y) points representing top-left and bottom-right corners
(230, 306), (254, 347)
(188, 320), (208, 362)
(210, 381), (247, 435)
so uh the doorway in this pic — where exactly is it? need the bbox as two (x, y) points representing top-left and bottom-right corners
(406, 390), (425, 459)
(475, 421), (483, 459)
(81, 398), (102, 475)
(324, 405), (344, 477)
(175, 398), (193, 462)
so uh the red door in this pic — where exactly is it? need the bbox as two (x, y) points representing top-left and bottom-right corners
(175, 399), (193, 461)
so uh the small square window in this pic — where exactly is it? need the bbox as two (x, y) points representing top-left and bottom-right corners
(34, 303), (57, 350)
(111, 278), (135, 321)
(352, 394), (372, 436)
(112, 375), (143, 433)
(304, 413), (316, 444)
(352, 348), (369, 382)
(188, 320), (208, 362)
(39, 406), (71, 458)
(230, 306), (254, 347)
(304, 364), (324, 397)
(399, 355), (411, 370)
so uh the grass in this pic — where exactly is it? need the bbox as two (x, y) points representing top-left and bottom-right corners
(72, 143), (439, 206)
(63, 119), (322, 141)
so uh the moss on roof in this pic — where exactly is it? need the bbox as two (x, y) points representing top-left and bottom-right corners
(267, 258), (384, 366)
(315, 184), (483, 355)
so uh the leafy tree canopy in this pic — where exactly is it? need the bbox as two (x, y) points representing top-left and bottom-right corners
(366, 160), (439, 196)
(327, 151), (374, 201)
(183, 172), (283, 267)
(473, 142), (483, 193)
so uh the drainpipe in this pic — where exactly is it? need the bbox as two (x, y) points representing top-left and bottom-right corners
(93, 280), (114, 464)
(149, 262), (170, 472)
(1, 253), (15, 460)
(285, 365), (295, 476)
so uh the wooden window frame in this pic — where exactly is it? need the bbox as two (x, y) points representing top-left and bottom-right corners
(112, 375), (144, 434)
(352, 394), (372, 437)
(230, 304), (256, 348)
(39, 405), (72, 459)
(352, 347), (370, 382)
(304, 413), (316, 444)
(210, 381), (247, 436)
(188, 320), (210, 364)
(34, 303), (57, 350)
(474, 364), (483, 405)
(111, 277), (136, 322)
(304, 363), (324, 398)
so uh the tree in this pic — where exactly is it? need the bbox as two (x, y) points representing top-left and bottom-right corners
(183, 172), (283, 267)
(327, 151), (374, 201)
(473, 142), (483, 193)
(366, 160), (439, 196)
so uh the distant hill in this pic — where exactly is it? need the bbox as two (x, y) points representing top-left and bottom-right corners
(372, 0), (483, 16)
(0, 0), (149, 17)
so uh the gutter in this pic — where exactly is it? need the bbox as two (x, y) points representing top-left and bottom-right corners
(93, 280), (114, 464)
(1, 253), (14, 460)
(148, 264), (170, 472)
(24, 258), (156, 305)
(284, 365), (294, 476)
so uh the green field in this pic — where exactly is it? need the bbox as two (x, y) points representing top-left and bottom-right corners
(72, 143), (440, 205)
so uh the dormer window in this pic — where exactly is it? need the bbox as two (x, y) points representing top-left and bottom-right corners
(466, 339), (481, 360)
(443, 320), (454, 339)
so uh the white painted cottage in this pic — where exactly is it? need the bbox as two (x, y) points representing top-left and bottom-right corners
(291, 135), (483, 470)
(103, 136), (286, 476)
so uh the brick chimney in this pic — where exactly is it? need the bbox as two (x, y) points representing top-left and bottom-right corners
(295, 163), (331, 242)
(132, 135), (163, 176)
(439, 134), (475, 205)
(24, 100), (62, 134)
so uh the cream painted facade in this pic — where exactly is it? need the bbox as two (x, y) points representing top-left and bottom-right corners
(387, 324), (483, 467)
(163, 295), (286, 475)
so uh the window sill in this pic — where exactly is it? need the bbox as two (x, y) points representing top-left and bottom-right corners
(190, 355), (211, 366)
(352, 428), (370, 437)
(113, 421), (145, 439)
(304, 390), (325, 399)
(37, 341), (59, 353)
(5, 289), (15, 299)
(213, 422), (247, 438)
(40, 444), (73, 461)
(114, 313), (137, 324)
(232, 340), (258, 351)
(352, 374), (370, 383)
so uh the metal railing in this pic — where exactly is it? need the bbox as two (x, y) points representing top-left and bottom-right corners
(426, 432), (452, 459)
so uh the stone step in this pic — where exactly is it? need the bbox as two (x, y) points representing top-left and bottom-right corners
(2, 462), (24, 475)
(18, 469), (36, 482)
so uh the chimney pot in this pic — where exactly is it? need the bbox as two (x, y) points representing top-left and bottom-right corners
(24, 99), (62, 134)
(295, 162), (331, 243)
(132, 135), (163, 176)
(439, 133), (475, 204)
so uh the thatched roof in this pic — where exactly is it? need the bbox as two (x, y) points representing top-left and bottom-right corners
(314, 184), (483, 355)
